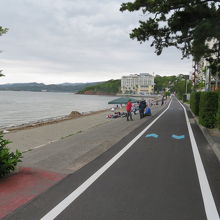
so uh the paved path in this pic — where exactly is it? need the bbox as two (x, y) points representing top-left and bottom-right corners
(4, 98), (220, 220)
(15, 101), (166, 175)
(0, 101), (167, 219)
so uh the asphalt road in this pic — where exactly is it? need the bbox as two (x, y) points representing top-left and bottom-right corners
(5, 97), (220, 220)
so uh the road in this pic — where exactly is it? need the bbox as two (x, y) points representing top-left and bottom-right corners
(5, 97), (220, 220)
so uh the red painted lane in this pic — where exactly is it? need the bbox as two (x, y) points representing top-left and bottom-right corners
(0, 167), (66, 219)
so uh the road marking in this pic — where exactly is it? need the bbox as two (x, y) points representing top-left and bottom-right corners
(40, 100), (172, 220)
(171, 134), (185, 140)
(145, 133), (159, 138)
(178, 100), (220, 220)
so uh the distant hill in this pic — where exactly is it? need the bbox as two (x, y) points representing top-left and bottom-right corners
(0, 82), (103, 93)
(78, 79), (121, 95)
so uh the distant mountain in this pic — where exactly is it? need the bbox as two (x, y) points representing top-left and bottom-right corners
(78, 79), (121, 95)
(0, 82), (103, 93)
(59, 83), (85, 86)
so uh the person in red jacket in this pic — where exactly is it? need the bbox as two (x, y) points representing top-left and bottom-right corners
(126, 100), (133, 121)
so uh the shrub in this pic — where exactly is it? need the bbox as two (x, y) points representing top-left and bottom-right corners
(183, 94), (187, 102)
(190, 92), (201, 116)
(199, 92), (218, 128)
(0, 132), (22, 177)
(165, 91), (171, 96)
(190, 92), (194, 108)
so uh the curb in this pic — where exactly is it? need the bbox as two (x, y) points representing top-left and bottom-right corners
(185, 103), (220, 162)
(194, 117), (220, 162)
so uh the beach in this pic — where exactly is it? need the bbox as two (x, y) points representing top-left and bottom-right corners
(5, 109), (114, 153)
(4, 102), (167, 174)
(0, 101), (168, 218)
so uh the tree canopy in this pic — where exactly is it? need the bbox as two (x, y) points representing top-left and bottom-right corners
(0, 70), (4, 77)
(0, 26), (8, 77)
(154, 74), (192, 98)
(154, 75), (176, 92)
(120, 0), (220, 62)
(79, 79), (121, 95)
(0, 26), (8, 36)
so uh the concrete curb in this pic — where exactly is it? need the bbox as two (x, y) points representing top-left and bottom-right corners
(184, 103), (220, 162)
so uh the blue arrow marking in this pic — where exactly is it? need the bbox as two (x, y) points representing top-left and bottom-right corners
(145, 133), (159, 138)
(171, 134), (185, 140)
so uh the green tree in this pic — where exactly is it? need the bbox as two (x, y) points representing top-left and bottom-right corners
(0, 26), (8, 77)
(0, 132), (22, 177)
(0, 70), (4, 77)
(79, 79), (121, 94)
(172, 74), (192, 99)
(154, 75), (177, 93)
(120, 0), (220, 61)
(0, 26), (8, 36)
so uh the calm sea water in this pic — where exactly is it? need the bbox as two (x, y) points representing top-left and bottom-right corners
(0, 91), (116, 128)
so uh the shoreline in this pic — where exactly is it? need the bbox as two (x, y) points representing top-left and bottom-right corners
(2, 96), (162, 132)
(1, 109), (110, 132)
(4, 107), (120, 153)
(4, 100), (168, 166)
(1, 92), (161, 132)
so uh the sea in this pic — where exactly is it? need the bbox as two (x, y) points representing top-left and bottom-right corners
(0, 91), (116, 129)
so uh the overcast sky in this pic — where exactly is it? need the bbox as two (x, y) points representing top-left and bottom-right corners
(0, 0), (192, 84)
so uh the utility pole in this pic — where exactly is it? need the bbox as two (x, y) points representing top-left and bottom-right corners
(192, 61), (198, 90)
(215, 41), (220, 91)
(208, 68), (211, 91)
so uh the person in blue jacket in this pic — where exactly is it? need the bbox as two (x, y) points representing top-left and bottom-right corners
(144, 106), (152, 116)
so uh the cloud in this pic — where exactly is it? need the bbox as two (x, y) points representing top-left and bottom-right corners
(0, 0), (192, 84)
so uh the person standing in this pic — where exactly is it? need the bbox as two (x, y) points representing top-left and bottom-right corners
(126, 99), (133, 121)
(139, 99), (146, 119)
(132, 104), (137, 115)
(161, 96), (164, 105)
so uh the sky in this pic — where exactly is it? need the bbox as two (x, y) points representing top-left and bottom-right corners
(0, 0), (192, 84)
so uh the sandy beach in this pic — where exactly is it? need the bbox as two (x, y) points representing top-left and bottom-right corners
(5, 98), (162, 153)
(4, 101), (168, 174)
(4, 109), (115, 152)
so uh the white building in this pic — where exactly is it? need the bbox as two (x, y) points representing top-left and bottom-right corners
(197, 38), (219, 91)
(121, 73), (154, 95)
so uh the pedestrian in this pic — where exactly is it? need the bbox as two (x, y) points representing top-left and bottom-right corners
(139, 99), (146, 119)
(144, 106), (152, 116)
(126, 99), (133, 121)
(161, 96), (164, 105)
(132, 105), (137, 115)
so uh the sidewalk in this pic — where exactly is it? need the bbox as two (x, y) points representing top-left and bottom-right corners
(0, 101), (168, 219)
(197, 124), (220, 162)
(185, 104), (220, 162)
(4, 102), (165, 153)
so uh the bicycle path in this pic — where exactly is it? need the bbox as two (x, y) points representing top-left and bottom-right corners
(5, 98), (220, 220)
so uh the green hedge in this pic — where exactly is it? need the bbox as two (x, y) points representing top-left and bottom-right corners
(199, 92), (218, 128)
(183, 94), (187, 102)
(190, 92), (201, 116)
(0, 132), (22, 177)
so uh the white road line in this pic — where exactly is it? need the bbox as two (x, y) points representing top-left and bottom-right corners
(40, 100), (172, 220)
(178, 100), (220, 220)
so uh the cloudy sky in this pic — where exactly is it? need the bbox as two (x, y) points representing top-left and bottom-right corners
(0, 0), (192, 84)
